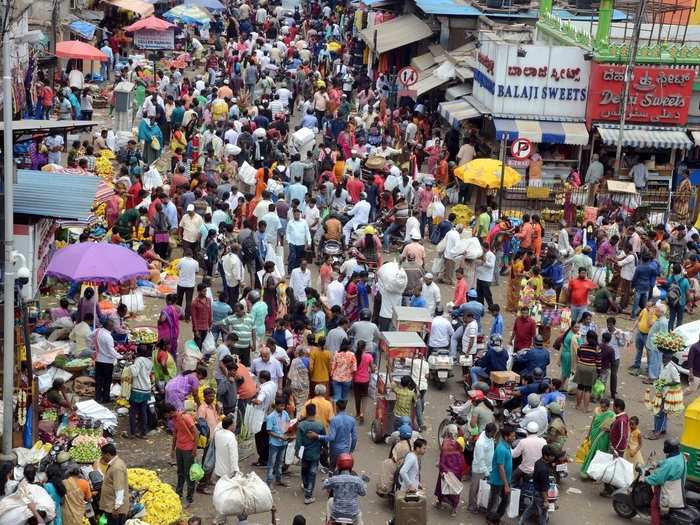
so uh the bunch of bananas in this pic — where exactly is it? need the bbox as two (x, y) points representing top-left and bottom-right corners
(127, 468), (183, 525)
(95, 156), (114, 183)
(94, 202), (106, 218)
(99, 150), (115, 161)
(55, 240), (68, 249)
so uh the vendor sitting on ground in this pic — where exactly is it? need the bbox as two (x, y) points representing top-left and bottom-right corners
(44, 378), (74, 414)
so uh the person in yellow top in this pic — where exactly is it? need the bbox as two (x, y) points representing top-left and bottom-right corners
(309, 338), (332, 395)
(300, 384), (335, 431)
(629, 301), (657, 376)
(211, 96), (229, 122)
(624, 415), (644, 466)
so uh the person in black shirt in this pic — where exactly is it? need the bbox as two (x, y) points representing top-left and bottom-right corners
(518, 445), (555, 525)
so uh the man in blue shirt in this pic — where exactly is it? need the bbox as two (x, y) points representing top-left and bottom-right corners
(308, 399), (357, 467)
(300, 109), (319, 130)
(631, 253), (659, 317)
(409, 286), (427, 308)
(513, 334), (551, 377)
(487, 426), (515, 524)
(265, 397), (291, 487)
(452, 289), (485, 328)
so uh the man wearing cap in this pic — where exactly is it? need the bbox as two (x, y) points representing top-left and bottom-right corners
(401, 231), (426, 268)
(421, 273), (442, 316)
(453, 289), (485, 328)
(342, 192), (371, 245)
(345, 149), (362, 178)
(511, 417), (547, 487)
(179, 204), (204, 258)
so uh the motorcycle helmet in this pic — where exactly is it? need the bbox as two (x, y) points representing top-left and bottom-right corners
(526, 421), (540, 434)
(663, 437), (681, 455)
(489, 334), (503, 347)
(434, 305), (444, 316)
(398, 415), (412, 427)
(248, 290), (260, 303)
(399, 424), (413, 440)
(360, 308), (371, 321)
(336, 453), (354, 472)
(364, 225), (376, 235)
(533, 367), (544, 380)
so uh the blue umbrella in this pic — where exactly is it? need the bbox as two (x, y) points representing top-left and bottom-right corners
(163, 4), (211, 25)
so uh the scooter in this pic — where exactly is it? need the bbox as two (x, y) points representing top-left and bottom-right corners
(612, 465), (700, 524)
(518, 474), (560, 519)
(427, 348), (454, 389)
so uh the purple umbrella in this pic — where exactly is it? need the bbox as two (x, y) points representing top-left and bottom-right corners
(46, 242), (150, 283)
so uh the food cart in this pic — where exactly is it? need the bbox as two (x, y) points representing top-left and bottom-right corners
(370, 331), (427, 444)
(392, 306), (432, 337)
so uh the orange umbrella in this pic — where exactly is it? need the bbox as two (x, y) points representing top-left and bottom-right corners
(55, 41), (108, 62)
(123, 16), (175, 32)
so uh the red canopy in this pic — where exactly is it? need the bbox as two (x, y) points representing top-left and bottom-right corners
(55, 41), (108, 62)
(123, 16), (176, 32)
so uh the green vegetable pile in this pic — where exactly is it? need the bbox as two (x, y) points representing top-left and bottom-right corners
(69, 442), (101, 463)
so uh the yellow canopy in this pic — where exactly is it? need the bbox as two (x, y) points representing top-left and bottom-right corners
(454, 158), (522, 189)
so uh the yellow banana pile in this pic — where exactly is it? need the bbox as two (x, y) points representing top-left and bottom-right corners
(450, 204), (474, 227)
(95, 155), (114, 184)
(127, 468), (183, 525)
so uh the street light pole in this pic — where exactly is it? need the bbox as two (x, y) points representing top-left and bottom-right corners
(2, 8), (15, 454)
(614, 0), (647, 176)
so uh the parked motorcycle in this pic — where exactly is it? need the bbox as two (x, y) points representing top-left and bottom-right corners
(427, 348), (453, 388)
(613, 464), (700, 524)
(437, 395), (473, 447)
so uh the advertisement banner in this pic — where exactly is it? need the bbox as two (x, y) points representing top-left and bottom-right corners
(472, 35), (590, 119)
(587, 64), (695, 126)
(133, 29), (175, 50)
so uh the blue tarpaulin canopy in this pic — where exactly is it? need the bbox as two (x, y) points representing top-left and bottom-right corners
(185, 0), (224, 11)
(68, 20), (97, 40)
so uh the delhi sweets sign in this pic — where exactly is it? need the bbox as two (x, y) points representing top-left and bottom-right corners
(586, 64), (695, 125)
(472, 40), (590, 119)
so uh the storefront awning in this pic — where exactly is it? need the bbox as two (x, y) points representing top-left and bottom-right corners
(360, 15), (433, 54)
(445, 84), (471, 101)
(494, 119), (589, 145)
(596, 125), (693, 150)
(14, 170), (101, 220)
(439, 98), (481, 128)
(103, 0), (154, 17)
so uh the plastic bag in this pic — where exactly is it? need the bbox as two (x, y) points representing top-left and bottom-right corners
(368, 373), (378, 401)
(507, 487), (521, 518)
(440, 471), (463, 495)
(592, 379), (605, 397)
(598, 457), (634, 488)
(477, 479), (490, 509)
(243, 404), (266, 434)
(213, 472), (273, 516)
(189, 462), (205, 482)
(116, 292), (145, 313)
(0, 480), (56, 524)
(203, 433), (216, 473)
(586, 450), (614, 481)
(463, 237), (484, 260)
(202, 332), (216, 356)
(182, 340), (204, 372)
(431, 257), (444, 275)
(377, 262), (407, 295)
(238, 161), (257, 186)
(284, 441), (299, 466)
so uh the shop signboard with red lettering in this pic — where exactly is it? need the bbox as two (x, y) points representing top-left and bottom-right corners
(586, 64), (695, 126)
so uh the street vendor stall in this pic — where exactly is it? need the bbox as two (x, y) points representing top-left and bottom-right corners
(370, 331), (427, 443)
(392, 306), (432, 336)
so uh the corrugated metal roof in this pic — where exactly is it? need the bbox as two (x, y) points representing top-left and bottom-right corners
(14, 170), (100, 220)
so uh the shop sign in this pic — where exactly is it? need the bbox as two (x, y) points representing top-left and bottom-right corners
(133, 29), (175, 51)
(472, 36), (591, 119)
(587, 64), (695, 125)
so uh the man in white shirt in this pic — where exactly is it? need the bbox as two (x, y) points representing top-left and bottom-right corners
(512, 420), (547, 487)
(179, 204), (204, 256)
(617, 245), (636, 311)
(93, 318), (121, 403)
(468, 423), (497, 512)
(342, 193), (371, 245)
(261, 204), (282, 247)
(176, 248), (200, 321)
(404, 209), (421, 243)
(68, 66), (84, 90)
(461, 312), (479, 356)
(441, 224), (465, 285)
(521, 394), (549, 437)
(221, 247), (244, 306)
(326, 273), (346, 307)
(476, 243), (496, 309)
(421, 273), (442, 316)
(303, 198), (321, 238)
(290, 259), (312, 303)
(456, 139), (476, 166)
(428, 306), (454, 352)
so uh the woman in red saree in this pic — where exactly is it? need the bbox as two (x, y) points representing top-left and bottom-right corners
(343, 272), (360, 322)
(434, 424), (466, 516)
(157, 293), (183, 358)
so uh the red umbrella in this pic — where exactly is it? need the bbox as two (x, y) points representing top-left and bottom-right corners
(123, 16), (176, 32)
(55, 41), (108, 61)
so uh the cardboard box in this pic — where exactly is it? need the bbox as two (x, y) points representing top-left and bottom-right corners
(490, 371), (520, 384)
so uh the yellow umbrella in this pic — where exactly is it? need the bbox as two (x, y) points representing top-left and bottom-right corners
(454, 158), (522, 189)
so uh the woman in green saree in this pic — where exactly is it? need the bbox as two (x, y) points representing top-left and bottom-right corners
(580, 397), (615, 478)
(560, 323), (580, 390)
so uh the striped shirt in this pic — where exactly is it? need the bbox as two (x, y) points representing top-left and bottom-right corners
(576, 344), (601, 372)
(222, 314), (254, 349)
